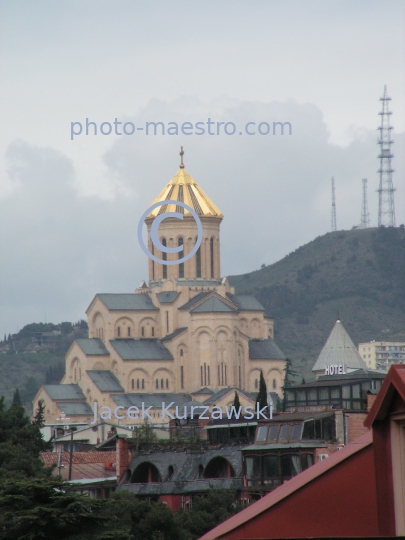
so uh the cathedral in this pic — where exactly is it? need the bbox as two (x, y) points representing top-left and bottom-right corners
(34, 153), (287, 428)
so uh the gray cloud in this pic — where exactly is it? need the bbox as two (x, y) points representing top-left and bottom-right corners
(1, 97), (403, 337)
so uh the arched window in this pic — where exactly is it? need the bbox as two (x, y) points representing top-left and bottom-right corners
(161, 378), (164, 389)
(180, 349), (183, 357)
(151, 327), (155, 337)
(168, 465), (174, 480)
(156, 379), (159, 389)
(178, 237), (184, 278)
(117, 326), (121, 337)
(181, 366), (184, 389)
(210, 237), (214, 278)
(142, 379), (145, 389)
(137, 379), (140, 389)
(74, 368), (77, 381)
(255, 378), (258, 389)
(273, 379), (277, 389)
(141, 327), (145, 337)
(131, 379), (134, 389)
(162, 238), (167, 279)
(127, 327), (131, 337)
(166, 379), (169, 389)
(196, 244), (201, 278)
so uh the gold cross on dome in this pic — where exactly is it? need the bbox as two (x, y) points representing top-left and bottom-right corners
(180, 146), (184, 168)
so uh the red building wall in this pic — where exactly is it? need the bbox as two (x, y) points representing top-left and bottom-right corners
(216, 444), (378, 539)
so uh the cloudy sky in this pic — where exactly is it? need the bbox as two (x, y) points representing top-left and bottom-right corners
(1, 0), (404, 338)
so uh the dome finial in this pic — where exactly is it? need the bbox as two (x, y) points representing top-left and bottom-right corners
(179, 146), (184, 169)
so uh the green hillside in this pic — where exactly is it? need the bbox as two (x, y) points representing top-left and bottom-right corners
(229, 226), (405, 381)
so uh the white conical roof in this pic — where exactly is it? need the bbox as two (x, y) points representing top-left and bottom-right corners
(312, 320), (368, 373)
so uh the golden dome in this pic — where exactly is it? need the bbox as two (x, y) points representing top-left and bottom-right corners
(147, 167), (223, 219)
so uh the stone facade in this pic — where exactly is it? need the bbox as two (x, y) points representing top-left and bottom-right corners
(33, 162), (287, 428)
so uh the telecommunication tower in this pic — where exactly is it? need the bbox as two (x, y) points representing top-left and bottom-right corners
(377, 86), (396, 227)
(331, 177), (337, 232)
(360, 178), (370, 228)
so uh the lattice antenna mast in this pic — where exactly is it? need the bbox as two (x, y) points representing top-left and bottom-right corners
(377, 86), (396, 227)
(331, 177), (337, 232)
(361, 178), (370, 228)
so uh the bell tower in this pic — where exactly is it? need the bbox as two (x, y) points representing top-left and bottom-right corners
(145, 148), (223, 283)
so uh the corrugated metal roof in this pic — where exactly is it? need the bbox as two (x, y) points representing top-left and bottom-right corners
(111, 392), (192, 409)
(97, 293), (158, 311)
(110, 339), (173, 360)
(86, 370), (124, 392)
(312, 320), (368, 372)
(179, 292), (210, 310)
(249, 339), (286, 360)
(226, 293), (265, 311)
(120, 478), (243, 495)
(56, 402), (93, 415)
(44, 384), (85, 400)
(161, 327), (187, 342)
(156, 291), (181, 304)
(191, 296), (237, 313)
(76, 338), (109, 356)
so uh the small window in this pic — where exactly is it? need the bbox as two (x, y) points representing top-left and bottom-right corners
(156, 379), (159, 389)
(142, 379), (145, 389)
(279, 424), (290, 441)
(137, 379), (140, 389)
(141, 327), (145, 337)
(272, 378), (276, 389)
(180, 349), (183, 357)
(127, 327), (131, 337)
(117, 326), (121, 337)
(161, 379), (164, 389)
(168, 465), (174, 480)
(255, 378), (258, 389)
(166, 379), (169, 389)
(151, 327), (155, 337)
(131, 379), (134, 389)
(256, 426), (268, 442)
(180, 366), (184, 389)
(267, 425), (279, 442)
(290, 424), (302, 440)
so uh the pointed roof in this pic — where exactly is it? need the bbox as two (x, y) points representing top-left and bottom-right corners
(312, 320), (368, 372)
(147, 168), (223, 219)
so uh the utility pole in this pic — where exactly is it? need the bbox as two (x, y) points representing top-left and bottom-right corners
(360, 179), (370, 228)
(68, 428), (74, 481)
(331, 177), (337, 232)
(377, 86), (396, 227)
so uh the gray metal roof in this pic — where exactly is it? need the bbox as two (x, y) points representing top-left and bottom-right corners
(318, 369), (386, 382)
(192, 387), (215, 395)
(97, 293), (158, 311)
(110, 339), (173, 360)
(56, 402), (93, 415)
(190, 296), (237, 313)
(156, 291), (181, 304)
(119, 478), (243, 495)
(161, 327), (187, 342)
(179, 292), (210, 310)
(111, 392), (192, 409)
(312, 320), (368, 373)
(76, 338), (109, 356)
(203, 387), (254, 405)
(44, 384), (85, 400)
(226, 293), (265, 311)
(86, 370), (124, 392)
(249, 339), (286, 360)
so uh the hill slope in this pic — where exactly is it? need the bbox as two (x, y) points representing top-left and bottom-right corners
(229, 227), (405, 381)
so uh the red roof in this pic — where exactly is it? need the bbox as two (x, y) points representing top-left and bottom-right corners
(364, 364), (405, 427)
(41, 450), (116, 467)
(199, 431), (372, 540)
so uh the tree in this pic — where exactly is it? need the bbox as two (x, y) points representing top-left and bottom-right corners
(282, 358), (298, 411)
(233, 391), (241, 410)
(32, 400), (46, 428)
(256, 370), (268, 410)
(11, 388), (21, 407)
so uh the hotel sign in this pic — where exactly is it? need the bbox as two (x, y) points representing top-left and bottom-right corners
(325, 364), (346, 375)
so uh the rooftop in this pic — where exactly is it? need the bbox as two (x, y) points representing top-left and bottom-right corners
(110, 339), (173, 360)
